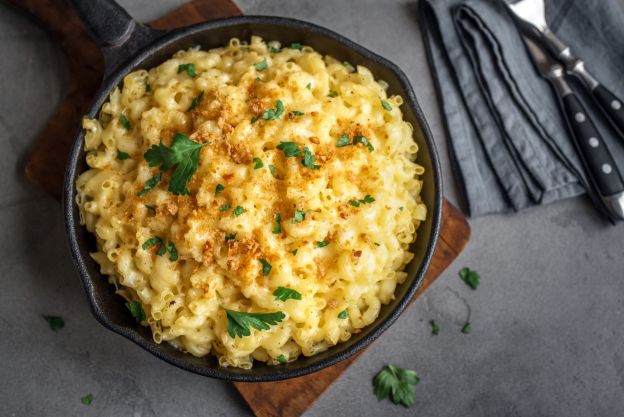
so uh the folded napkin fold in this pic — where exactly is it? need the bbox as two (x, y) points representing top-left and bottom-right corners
(420, 0), (624, 216)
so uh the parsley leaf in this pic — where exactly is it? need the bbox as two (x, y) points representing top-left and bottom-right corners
(338, 310), (348, 319)
(291, 210), (305, 223)
(430, 320), (440, 335)
(253, 157), (264, 169)
(262, 100), (285, 120)
(268, 45), (281, 53)
(126, 300), (146, 323)
(276, 141), (301, 157)
(137, 172), (162, 196)
(272, 212), (282, 234)
(156, 243), (167, 256)
(273, 286), (302, 301)
(215, 183), (225, 195)
(81, 394), (93, 405)
(306, 82), (312, 90)
(253, 58), (268, 71)
(119, 113), (131, 130)
(373, 364), (419, 408)
(353, 135), (374, 152)
(188, 91), (204, 111)
(289, 42), (304, 50)
(143, 132), (209, 195)
(360, 195), (375, 204)
(348, 200), (361, 207)
(381, 100), (392, 111)
(224, 308), (285, 338)
(167, 241), (178, 261)
(219, 203), (231, 212)
(251, 116), (258, 124)
(289, 110), (304, 116)
(337, 134), (351, 147)
(316, 241), (329, 248)
(233, 206), (246, 216)
(462, 322), (471, 334)
(276, 354), (287, 363)
(117, 151), (130, 160)
(301, 146), (320, 169)
(269, 164), (277, 178)
(291, 248), (298, 255)
(459, 267), (480, 289)
(43, 315), (64, 332)
(327, 90), (339, 98)
(142, 237), (163, 251)
(177, 63), (196, 78)
(259, 258), (272, 276)
(225, 232), (237, 242)
(399, 206), (404, 211)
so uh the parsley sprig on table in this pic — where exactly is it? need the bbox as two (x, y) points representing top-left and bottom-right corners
(141, 132), (209, 196)
(373, 364), (419, 408)
(224, 308), (285, 338)
(273, 286), (302, 302)
(43, 315), (64, 332)
(459, 267), (480, 289)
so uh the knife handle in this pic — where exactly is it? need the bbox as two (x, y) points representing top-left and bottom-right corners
(591, 84), (624, 138)
(560, 92), (624, 198)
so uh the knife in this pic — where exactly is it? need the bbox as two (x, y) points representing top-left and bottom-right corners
(508, 0), (624, 140)
(522, 36), (624, 220)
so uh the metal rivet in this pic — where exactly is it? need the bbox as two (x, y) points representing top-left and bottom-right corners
(612, 100), (622, 111)
(574, 112), (586, 123)
(588, 137), (599, 148)
(602, 164), (613, 174)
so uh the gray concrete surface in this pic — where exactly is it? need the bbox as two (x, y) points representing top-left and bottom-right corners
(1, 1), (623, 416)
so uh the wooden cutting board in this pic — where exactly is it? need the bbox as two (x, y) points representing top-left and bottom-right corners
(4, 0), (471, 416)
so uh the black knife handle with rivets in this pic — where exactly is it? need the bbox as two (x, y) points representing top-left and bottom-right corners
(591, 85), (624, 139)
(561, 93), (624, 197)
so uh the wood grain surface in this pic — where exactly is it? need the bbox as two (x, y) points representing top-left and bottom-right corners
(4, 1), (471, 416)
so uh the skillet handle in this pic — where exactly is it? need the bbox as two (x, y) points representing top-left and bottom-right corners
(67, 0), (165, 77)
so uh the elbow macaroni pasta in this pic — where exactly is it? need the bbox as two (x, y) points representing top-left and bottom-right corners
(76, 36), (427, 368)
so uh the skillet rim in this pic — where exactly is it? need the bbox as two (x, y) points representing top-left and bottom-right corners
(63, 14), (443, 382)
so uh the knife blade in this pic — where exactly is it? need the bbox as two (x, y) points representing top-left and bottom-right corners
(523, 36), (624, 220)
(509, 0), (624, 140)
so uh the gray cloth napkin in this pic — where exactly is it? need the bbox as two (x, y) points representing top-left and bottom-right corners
(419, 0), (624, 216)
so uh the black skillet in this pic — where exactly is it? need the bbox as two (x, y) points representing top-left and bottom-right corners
(63, 0), (443, 382)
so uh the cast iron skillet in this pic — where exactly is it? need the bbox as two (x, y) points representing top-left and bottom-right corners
(63, 0), (442, 382)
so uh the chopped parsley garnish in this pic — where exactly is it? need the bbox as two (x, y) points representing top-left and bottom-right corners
(219, 203), (231, 212)
(291, 248), (298, 255)
(126, 300), (146, 323)
(301, 146), (320, 169)
(117, 151), (130, 160)
(251, 116), (258, 124)
(276, 141), (301, 158)
(336, 134), (351, 147)
(255, 77), (262, 82)
(215, 183), (225, 195)
(143, 132), (210, 195)
(268, 45), (281, 53)
(188, 91), (204, 111)
(43, 315), (64, 332)
(374, 242), (381, 246)
(306, 82), (312, 90)
(225, 232), (237, 242)
(338, 310), (348, 319)
(269, 164), (277, 178)
(253, 58), (268, 71)
(399, 206), (404, 211)
(272, 212), (282, 234)
(233, 206), (246, 217)
(276, 354), (287, 363)
(156, 243), (167, 256)
(430, 320), (440, 335)
(118, 113), (131, 130)
(459, 267), (480, 289)
(253, 157), (264, 169)
(381, 100), (392, 111)
(353, 135), (374, 152)
(290, 111), (304, 117)
(273, 286), (302, 301)
(360, 195), (375, 204)
(327, 90), (339, 98)
(348, 200), (361, 207)
(136, 172), (162, 196)
(167, 242), (178, 261)
(262, 100), (285, 120)
(142, 237), (163, 250)
(291, 210), (305, 223)
(81, 394), (93, 406)
(289, 42), (304, 50)
(177, 63), (196, 78)
(224, 308), (285, 338)
(373, 364), (419, 408)
(144, 204), (156, 214)
(259, 258), (272, 276)
(316, 241), (329, 248)
(462, 322), (471, 334)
